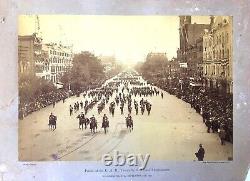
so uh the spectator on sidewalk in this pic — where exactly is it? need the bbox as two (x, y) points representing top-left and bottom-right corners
(195, 144), (205, 161)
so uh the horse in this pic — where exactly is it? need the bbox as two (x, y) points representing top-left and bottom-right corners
(146, 103), (151, 115)
(126, 117), (133, 132)
(90, 120), (97, 133)
(85, 118), (90, 129)
(102, 120), (109, 134)
(79, 117), (89, 130)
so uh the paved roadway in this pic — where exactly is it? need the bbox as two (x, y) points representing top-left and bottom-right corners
(19, 76), (232, 161)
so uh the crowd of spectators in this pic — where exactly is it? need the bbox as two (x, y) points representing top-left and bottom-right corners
(147, 76), (233, 143)
(19, 80), (106, 119)
(19, 89), (68, 119)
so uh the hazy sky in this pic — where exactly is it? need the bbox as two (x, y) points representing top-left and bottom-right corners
(18, 15), (210, 65)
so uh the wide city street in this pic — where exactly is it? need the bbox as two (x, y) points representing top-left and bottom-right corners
(19, 71), (232, 161)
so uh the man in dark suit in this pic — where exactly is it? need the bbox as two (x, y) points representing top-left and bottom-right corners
(195, 144), (205, 161)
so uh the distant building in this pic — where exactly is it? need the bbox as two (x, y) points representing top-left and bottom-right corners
(203, 16), (233, 94)
(146, 52), (168, 61)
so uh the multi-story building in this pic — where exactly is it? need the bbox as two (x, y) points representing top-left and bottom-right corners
(178, 16), (210, 77)
(203, 16), (233, 94)
(18, 33), (43, 77)
(43, 43), (73, 84)
(18, 34), (73, 85)
(185, 37), (204, 77)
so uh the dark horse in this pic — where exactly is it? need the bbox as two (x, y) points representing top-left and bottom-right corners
(102, 120), (109, 134)
(90, 118), (97, 133)
(79, 118), (89, 130)
(126, 117), (133, 132)
(77, 114), (89, 130)
(48, 114), (57, 131)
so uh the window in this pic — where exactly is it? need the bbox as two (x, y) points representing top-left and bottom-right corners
(51, 66), (55, 73)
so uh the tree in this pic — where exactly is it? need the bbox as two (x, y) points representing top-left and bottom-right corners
(19, 75), (56, 103)
(61, 51), (105, 91)
(138, 53), (169, 79)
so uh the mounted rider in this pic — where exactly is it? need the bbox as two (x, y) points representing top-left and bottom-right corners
(102, 114), (109, 133)
(77, 112), (86, 130)
(126, 114), (133, 130)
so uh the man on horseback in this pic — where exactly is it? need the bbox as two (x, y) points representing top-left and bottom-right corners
(146, 102), (152, 115)
(102, 114), (109, 134)
(90, 115), (97, 133)
(126, 114), (133, 132)
(77, 112), (85, 130)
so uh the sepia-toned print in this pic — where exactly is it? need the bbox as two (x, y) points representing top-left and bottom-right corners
(18, 15), (233, 161)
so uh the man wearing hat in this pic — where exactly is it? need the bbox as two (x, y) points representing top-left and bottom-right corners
(195, 144), (205, 161)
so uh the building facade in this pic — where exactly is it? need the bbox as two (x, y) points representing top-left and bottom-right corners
(203, 16), (233, 94)
(18, 33), (42, 77)
(178, 16), (210, 77)
(18, 35), (73, 85)
(43, 43), (73, 83)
